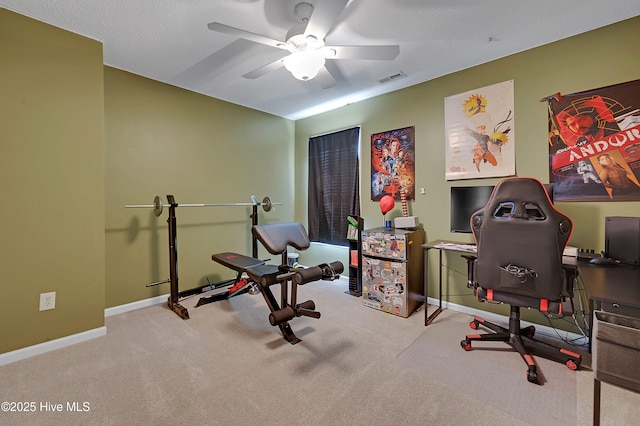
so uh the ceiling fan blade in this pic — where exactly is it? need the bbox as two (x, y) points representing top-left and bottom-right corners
(208, 22), (288, 50)
(304, 0), (349, 40)
(242, 57), (286, 79)
(316, 66), (336, 89)
(328, 45), (400, 61)
(174, 39), (261, 85)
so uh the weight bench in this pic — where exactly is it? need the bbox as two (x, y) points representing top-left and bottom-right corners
(206, 222), (343, 344)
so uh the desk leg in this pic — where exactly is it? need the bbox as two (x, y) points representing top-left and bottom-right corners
(424, 247), (429, 326)
(422, 248), (429, 327)
(438, 250), (443, 313)
(425, 247), (444, 326)
(593, 378), (601, 426)
(588, 296), (598, 353)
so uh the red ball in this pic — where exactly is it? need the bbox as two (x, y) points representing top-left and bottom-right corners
(379, 195), (395, 214)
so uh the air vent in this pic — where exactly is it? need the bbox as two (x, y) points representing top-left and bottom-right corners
(378, 71), (407, 84)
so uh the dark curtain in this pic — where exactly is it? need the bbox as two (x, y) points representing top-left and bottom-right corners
(308, 127), (360, 246)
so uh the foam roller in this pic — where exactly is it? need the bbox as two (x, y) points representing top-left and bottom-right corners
(293, 261), (344, 285)
(269, 306), (295, 325)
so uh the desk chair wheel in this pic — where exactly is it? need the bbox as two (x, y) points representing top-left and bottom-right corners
(522, 325), (535, 338)
(566, 359), (580, 370)
(527, 367), (539, 384)
(469, 320), (479, 330)
(460, 339), (472, 351)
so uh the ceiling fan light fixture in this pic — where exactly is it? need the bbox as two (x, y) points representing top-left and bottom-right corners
(283, 50), (325, 81)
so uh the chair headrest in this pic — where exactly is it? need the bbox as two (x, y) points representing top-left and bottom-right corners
(484, 178), (554, 218)
(472, 177), (570, 234)
(252, 222), (310, 255)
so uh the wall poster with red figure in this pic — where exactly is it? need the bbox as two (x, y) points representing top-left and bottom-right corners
(547, 79), (640, 201)
(371, 126), (415, 202)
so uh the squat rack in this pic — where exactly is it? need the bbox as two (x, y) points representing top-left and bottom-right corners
(125, 194), (281, 319)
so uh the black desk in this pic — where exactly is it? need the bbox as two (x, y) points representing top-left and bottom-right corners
(577, 260), (640, 351)
(422, 240), (478, 326)
(422, 240), (640, 334)
(578, 261), (640, 314)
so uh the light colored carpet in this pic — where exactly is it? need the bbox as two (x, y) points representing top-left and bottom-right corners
(398, 310), (578, 425)
(2, 277), (640, 425)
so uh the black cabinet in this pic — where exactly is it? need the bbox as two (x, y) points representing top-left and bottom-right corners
(346, 215), (363, 296)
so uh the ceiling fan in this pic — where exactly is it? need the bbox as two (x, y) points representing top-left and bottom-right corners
(207, 0), (400, 88)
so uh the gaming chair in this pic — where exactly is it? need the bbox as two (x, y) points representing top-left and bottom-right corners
(460, 177), (581, 384)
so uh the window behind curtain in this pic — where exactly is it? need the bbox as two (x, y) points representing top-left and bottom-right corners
(308, 127), (360, 246)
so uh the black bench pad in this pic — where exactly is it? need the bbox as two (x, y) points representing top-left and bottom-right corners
(212, 252), (265, 272)
(245, 264), (282, 286)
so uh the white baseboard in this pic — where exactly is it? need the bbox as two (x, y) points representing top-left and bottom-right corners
(1, 294), (170, 367)
(0, 327), (106, 367)
(104, 293), (169, 317)
(427, 297), (585, 343)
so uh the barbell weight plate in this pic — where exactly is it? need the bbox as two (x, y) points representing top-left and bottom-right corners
(153, 196), (163, 217)
(262, 196), (272, 212)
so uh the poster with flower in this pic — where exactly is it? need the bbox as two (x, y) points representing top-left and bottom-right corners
(444, 80), (516, 180)
(547, 79), (640, 201)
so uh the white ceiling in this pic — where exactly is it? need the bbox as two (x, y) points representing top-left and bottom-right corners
(2, 0), (639, 120)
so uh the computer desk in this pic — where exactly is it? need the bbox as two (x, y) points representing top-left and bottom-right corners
(422, 240), (478, 326)
(577, 259), (640, 351)
(422, 240), (640, 341)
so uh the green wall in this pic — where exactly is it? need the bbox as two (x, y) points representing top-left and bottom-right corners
(1, 8), (294, 356)
(294, 16), (640, 325)
(104, 68), (295, 308)
(3, 7), (639, 356)
(1, 9), (105, 353)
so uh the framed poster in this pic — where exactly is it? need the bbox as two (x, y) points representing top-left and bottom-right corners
(371, 126), (415, 201)
(445, 80), (516, 180)
(547, 79), (640, 201)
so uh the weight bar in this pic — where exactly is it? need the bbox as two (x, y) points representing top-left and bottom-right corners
(146, 278), (171, 287)
(125, 195), (281, 217)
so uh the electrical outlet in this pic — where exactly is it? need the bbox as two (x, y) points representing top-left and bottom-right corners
(39, 292), (56, 311)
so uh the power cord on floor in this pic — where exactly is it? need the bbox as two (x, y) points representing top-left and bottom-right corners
(440, 261), (592, 349)
(539, 275), (591, 349)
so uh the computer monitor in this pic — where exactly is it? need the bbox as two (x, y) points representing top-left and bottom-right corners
(450, 185), (494, 233)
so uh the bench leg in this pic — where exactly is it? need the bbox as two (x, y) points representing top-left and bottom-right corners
(277, 323), (301, 345)
(259, 283), (301, 344)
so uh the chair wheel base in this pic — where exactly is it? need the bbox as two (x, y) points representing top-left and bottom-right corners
(461, 310), (581, 385)
(566, 359), (580, 370)
(460, 339), (472, 351)
(522, 325), (535, 338)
